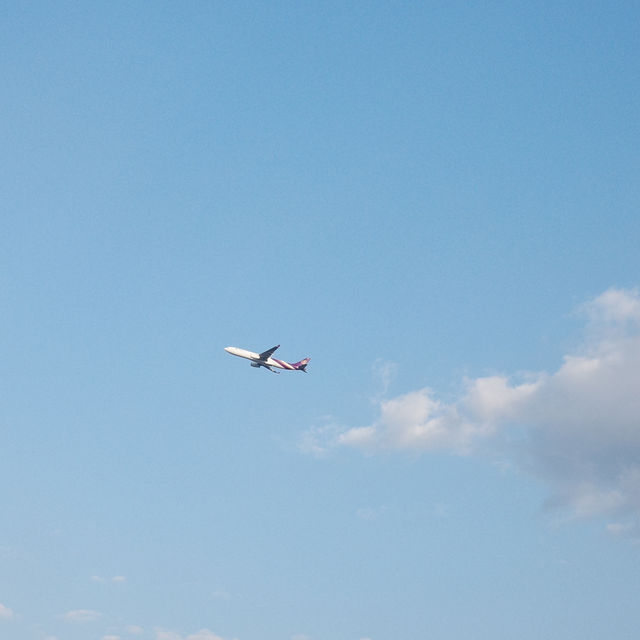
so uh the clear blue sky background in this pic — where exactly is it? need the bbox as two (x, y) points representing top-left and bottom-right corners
(2, 3), (640, 640)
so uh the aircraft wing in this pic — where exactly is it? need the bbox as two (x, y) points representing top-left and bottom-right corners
(259, 345), (280, 360)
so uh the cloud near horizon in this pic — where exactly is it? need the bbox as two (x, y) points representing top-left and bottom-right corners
(307, 288), (640, 536)
(156, 629), (230, 640)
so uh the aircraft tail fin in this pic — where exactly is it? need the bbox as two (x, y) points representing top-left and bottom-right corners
(293, 357), (311, 372)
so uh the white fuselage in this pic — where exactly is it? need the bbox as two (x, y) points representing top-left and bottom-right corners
(224, 346), (286, 370)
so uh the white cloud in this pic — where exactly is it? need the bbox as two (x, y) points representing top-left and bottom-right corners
(112, 575), (127, 583)
(0, 603), (14, 619)
(156, 630), (228, 640)
(102, 635), (121, 640)
(186, 631), (226, 640)
(582, 287), (640, 327)
(317, 288), (640, 537)
(126, 625), (144, 635)
(63, 609), (103, 622)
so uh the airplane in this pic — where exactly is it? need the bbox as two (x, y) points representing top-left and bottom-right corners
(224, 345), (310, 374)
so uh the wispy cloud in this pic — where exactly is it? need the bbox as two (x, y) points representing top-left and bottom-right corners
(0, 603), (14, 620)
(298, 423), (342, 458)
(372, 359), (398, 399)
(186, 632), (228, 640)
(156, 631), (183, 640)
(308, 288), (640, 538)
(63, 609), (103, 623)
(156, 630), (230, 640)
(356, 505), (387, 521)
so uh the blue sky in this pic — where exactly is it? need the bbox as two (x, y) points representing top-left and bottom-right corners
(2, 2), (640, 639)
